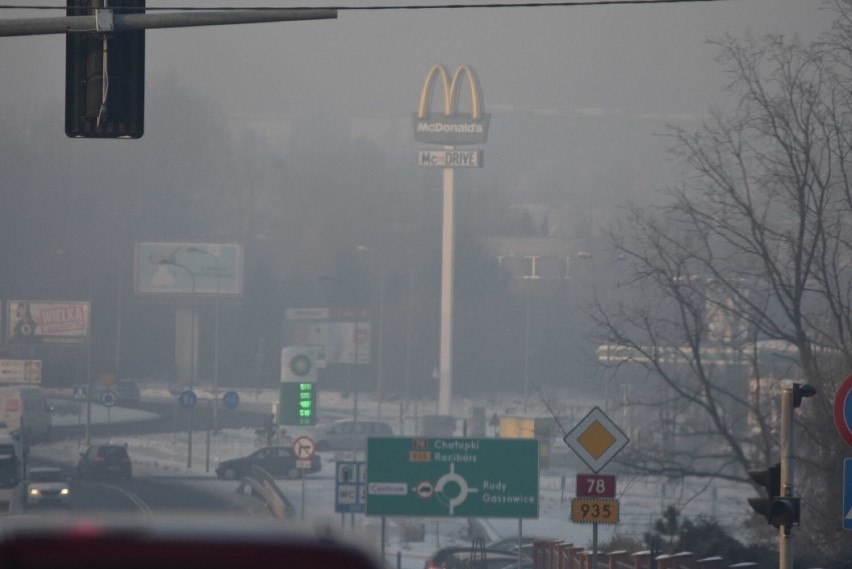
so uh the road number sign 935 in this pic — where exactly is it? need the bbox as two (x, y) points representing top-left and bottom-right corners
(571, 498), (619, 524)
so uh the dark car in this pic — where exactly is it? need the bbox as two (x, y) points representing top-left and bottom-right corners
(313, 420), (393, 452)
(77, 444), (132, 480)
(486, 537), (548, 556)
(425, 547), (533, 569)
(90, 380), (141, 404)
(216, 446), (321, 480)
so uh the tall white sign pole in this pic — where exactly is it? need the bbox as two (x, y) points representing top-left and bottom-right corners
(439, 156), (455, 415)
(415, 64), (488, 418)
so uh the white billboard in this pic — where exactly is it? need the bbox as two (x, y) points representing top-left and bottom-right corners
(284, 308), (371, 365)
(134, 242), (243, 296)
(0, 360), (42, 384)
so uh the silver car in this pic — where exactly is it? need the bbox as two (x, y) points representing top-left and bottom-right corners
(313, 420), (393, 452)
(26, 467), (70, 508)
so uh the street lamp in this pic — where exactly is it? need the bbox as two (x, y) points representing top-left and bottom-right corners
(186, 246), (221, 430)
(317, 275), (360, 423)
(356, 246), (386, 419)
(55, 249), (94, 446)
(159, 258), (196, 468)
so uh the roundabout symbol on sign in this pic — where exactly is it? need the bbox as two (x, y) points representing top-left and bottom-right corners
(434, 464), (479, 515)
(834, 374), (852, 447)
(179, 390), (197, 409)
(100, 390), (117, 407)
(222, 390), (240, 410)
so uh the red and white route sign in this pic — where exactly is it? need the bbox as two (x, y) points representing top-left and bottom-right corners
(576, 473), (616, 499)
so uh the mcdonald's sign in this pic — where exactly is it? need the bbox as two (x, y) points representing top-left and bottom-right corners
(413, 64), (489, 146)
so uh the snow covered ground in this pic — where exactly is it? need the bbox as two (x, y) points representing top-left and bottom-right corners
(31, 382), (753, 565)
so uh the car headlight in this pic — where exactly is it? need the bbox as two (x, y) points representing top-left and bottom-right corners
(29, 488), (40, 496)
(60, 488), (69, 495)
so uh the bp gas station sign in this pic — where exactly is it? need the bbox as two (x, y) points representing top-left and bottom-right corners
(366, 437), (538, 518)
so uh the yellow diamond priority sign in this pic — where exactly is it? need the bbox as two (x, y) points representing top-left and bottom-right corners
(563, 407), (628, 473)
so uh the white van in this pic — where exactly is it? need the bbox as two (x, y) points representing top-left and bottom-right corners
(0, 432), (25, 515)
(0, 387), (52, 445)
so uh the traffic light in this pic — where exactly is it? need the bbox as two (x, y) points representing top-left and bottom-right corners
(65, 0), (145, 138)
(748, 463), (800, 529)
(748, 463), (780, 524)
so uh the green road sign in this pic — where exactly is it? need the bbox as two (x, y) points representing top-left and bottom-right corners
(366, 437), (539, 518)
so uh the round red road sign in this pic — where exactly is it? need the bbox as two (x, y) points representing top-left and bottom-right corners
(833, 374), (852, 447)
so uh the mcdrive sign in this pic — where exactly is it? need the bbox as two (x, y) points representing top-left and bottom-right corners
(413, 64), (490, 146)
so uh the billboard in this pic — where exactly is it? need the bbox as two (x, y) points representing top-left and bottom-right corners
(6, 301), (89, 345)
(134, 242), (243, 296)
(283, 308), (370, 365)
(0, 360), (42, 384)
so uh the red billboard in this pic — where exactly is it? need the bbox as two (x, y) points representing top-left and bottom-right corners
(6, 301), (90, 345)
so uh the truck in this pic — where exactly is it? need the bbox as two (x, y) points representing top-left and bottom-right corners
(0, 387), (52, 447)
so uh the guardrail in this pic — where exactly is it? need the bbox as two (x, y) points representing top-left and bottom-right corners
(236, 465), (295, 520)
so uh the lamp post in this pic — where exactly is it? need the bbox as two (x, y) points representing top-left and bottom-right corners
(187, 246), (221, 430)
(159, 259), (196, 468)
(356, 246), (386, 419)
(55, 249), (94, 446)
(318, 275), (360, 423)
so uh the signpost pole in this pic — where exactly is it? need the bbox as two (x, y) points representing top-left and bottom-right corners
(438, 159), (455, 416)
(381, 517), (387, 565)
(592, 523), (598, 569)
(301, 468), (306, 520)
(205, 399), (212, 473)
(517, 519), (522, 569)
(780, 388), (794, 569)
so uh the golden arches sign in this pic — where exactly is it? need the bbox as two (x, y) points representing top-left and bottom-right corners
(413, 63), (489, 146)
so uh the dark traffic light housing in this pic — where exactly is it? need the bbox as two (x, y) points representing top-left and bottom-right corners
(748, 463), (800, 530)
(65, 0), (145, 138)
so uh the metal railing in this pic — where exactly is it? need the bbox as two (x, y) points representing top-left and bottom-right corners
(235, 465), (295, 520)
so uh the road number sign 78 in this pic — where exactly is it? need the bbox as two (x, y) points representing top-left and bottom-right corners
(576, 474), (615, 498)
(571, 498), (619, 524)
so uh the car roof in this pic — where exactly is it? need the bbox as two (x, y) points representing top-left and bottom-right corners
(431, 547), (531, 558)
(28, 467), (61, 473)
(92, 444), (128, 451)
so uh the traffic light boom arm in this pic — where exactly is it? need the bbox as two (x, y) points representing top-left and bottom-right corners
(0, 9), (337, 38)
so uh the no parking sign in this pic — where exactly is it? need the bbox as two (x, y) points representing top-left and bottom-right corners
(834, 374), (852, 447)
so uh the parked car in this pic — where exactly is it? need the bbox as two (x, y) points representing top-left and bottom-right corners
(216, 446), (321, 480)
(77, 444), (132, 480)
(424, 546), (533, 569)
(26, 467), (70, 508)
(486, 537), (548, 556)
(313, 420), (393, 452)
(90, 380), (141, 404)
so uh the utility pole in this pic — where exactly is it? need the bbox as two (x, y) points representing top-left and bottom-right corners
(748, 383), (815, 569)
(779, 384), (814, 569)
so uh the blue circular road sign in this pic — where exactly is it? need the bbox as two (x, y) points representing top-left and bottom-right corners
(179, 390), (197, 409)
(222, 390), (240, 410)
(100, 390), (117, 407)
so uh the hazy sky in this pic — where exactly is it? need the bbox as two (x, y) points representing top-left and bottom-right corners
(1, 1), (833, 115)
(0, 0), (836, 201)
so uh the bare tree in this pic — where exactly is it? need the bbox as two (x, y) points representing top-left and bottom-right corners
(593, 2), (852, 560)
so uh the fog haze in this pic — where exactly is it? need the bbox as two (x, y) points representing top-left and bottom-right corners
(0, 0), (834, 395)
